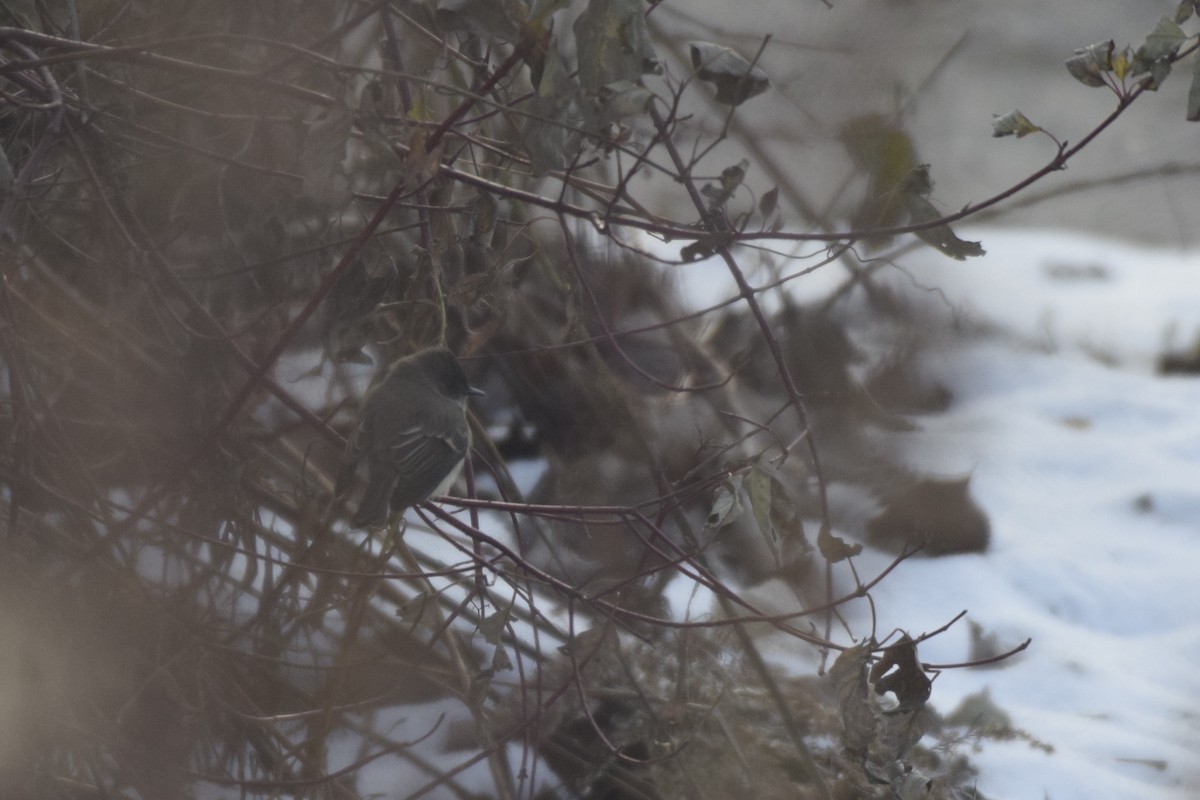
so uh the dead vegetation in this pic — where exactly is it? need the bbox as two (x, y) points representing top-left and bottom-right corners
(2, 0), (1183, 797)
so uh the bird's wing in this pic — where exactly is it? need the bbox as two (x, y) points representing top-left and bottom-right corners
(385, 424), (470, 509)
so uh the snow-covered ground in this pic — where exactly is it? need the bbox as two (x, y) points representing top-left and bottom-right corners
(818, 230), (1200, 799)
(663, 227), (1200, 798)
(328, 229), (1200, 799)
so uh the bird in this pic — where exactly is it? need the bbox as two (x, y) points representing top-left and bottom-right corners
(336, 347), (484, 528)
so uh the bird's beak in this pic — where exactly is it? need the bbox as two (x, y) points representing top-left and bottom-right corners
(466, 385), (486, 397)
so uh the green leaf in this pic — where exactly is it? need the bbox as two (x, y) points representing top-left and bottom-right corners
(689, 41), (771, 106)
(991, 109), (1041, 138)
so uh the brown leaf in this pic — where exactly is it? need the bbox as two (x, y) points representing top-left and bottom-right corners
(869, 635), (931, 711)
(830, 642), (877, 757)
(818, 522), (862, 563)
(689, 41), (771, 106)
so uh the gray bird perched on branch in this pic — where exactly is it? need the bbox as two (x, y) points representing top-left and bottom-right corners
(336, 347), (484, 528)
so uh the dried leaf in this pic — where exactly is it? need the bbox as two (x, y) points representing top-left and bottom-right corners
(991, 109), (1041, 138)
(1146, 59), (1173, 89)
(491, 644), (513, 671)
(745, 466), (780, 563)
(1065, 39), (1114, 87)
(833, 637), (934, 777)
(597, 80), (653, 119)
(681, 230), (734, 262)
(830, 642), (876, 757)
(1110, 49), (1131, 82)
(689, 41), (771, 106)
(701, 158), (750, 213)
(522, 45), (580, 176)
(759, 185), (779, 219)
(435, 0), (521, 39)
(574, 0), (660, 93)
(1189, 50), (1200, 120)
(870, 636), (933, 766)
(1129, 17), (1185, 90)
(1137, 15), (1186, 63)
(899, 163), (933, 197)
(905, 191), (986, 261)
(706, 474), (742, 527)
(841, 114), (919, 246)
(877, 705), (933, 778)
(870, 636), (932, 711)
(478, 603), (512, 645)
(720, 159), (749, 194)
(817, 522), (862, 563)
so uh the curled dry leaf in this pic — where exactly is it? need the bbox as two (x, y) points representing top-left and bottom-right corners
(991, 109), (1041, 138)
(706, 473), (742, 527)
(830, 642), (877, 758)
(817, 522), (863, 562)
(689, 41), (771, 106)
(870, 635), (932, 712)
(1066, 39), (1115, 87)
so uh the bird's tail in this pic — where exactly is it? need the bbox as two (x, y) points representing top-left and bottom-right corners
(350, 471), (393, 528)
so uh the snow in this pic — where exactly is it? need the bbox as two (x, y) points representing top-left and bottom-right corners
(822, 229), (1200, 799)
(653, 227), (1200, 798)
(321, 228), (1200, 799)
